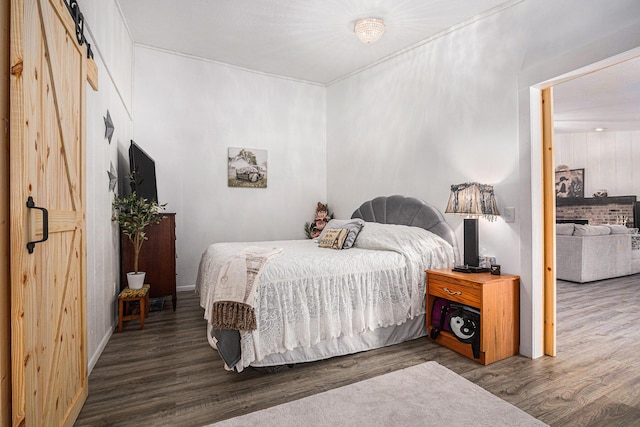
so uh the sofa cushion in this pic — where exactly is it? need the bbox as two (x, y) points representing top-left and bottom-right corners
(573, 224), (611, 236)
(556, 223), (575, 235)
(605, 224), (630, 234)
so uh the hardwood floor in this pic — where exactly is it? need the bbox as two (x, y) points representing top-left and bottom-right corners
(75, 275), (640, 426)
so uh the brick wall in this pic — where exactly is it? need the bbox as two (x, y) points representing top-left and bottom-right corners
(556, 199), (635, 226)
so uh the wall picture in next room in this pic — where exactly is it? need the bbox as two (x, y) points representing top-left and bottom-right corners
(228, 147), (268, 188)
(555, 168), (584, 198)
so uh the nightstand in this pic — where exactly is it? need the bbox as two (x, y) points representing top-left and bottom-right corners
(426, 268), (520, 364)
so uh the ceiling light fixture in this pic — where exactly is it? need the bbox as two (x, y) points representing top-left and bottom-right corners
(354, 18), (385, 44)
(594, 127), (605, 132)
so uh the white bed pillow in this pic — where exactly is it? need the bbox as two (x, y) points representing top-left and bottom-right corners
(318, 218), (365, 249)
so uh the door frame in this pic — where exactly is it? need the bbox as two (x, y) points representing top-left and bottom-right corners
(535, 49), (640, 356)
(541, 87), (556, 356)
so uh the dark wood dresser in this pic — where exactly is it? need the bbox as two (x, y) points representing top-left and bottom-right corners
(120, 213), (177, 310)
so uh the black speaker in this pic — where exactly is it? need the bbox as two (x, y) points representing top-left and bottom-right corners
(634, 202), (640, 228)
(463, 218), (479, 267)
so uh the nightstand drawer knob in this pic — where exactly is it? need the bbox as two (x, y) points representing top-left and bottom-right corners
(443, 287), (462, 296)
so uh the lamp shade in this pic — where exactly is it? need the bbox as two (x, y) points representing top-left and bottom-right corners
(445, 182), (500, 221)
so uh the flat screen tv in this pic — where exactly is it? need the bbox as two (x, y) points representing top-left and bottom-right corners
(128, 140), (158, 203)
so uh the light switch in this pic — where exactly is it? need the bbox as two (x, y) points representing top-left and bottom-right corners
(504, 207), (515, 223)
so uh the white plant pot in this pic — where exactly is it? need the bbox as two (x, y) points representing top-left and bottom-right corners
(126, 272), (146, 290)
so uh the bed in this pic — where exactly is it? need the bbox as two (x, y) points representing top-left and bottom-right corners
(196, 195), (460, 372)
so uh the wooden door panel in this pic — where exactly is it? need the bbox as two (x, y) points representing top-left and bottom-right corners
(41, 231), (83, 422)
(10, 0), (89, 425)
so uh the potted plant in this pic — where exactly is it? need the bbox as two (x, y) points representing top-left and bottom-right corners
(112, 191), (166, 289)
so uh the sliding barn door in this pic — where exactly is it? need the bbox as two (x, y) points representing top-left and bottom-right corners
(10, 0), (89, 424)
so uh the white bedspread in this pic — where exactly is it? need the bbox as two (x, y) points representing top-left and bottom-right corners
(196, 222), (455, 371)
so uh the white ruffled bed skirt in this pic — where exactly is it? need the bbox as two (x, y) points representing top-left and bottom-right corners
(251, 313), (427, 367)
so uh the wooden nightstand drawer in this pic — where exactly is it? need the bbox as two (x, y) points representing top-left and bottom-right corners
(428, 276), (480, 307)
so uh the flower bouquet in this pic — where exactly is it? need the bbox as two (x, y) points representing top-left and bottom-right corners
(304, 202), (334, 239)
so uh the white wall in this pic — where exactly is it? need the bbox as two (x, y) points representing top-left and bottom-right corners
(555, 131), (640, 197)
(327, 7), (521, 263)
(80, 0), (134, 372)
(326, 0), (640, 358)
(133, 48), (327, 288)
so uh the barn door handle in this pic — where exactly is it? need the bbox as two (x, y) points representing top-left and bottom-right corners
(26, 196), (49, 254)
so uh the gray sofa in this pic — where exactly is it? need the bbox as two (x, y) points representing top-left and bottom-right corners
(556, 223), (640, 283)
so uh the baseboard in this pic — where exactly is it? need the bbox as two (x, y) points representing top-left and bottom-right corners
(88, 326), (114, 375)
(177, 284), (196, 292)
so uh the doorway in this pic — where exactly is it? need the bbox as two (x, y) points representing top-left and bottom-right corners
(539, 52), (640, 356)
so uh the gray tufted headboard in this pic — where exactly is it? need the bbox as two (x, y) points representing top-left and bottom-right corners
(351, 195), (460, 264)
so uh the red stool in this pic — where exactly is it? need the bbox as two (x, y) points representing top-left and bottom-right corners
(118, 284), (150, 332)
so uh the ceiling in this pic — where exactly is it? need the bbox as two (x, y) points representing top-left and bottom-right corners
(116, 0), (640, 132)
(553, 57), (640, 133)
(116, 0), (515, 85)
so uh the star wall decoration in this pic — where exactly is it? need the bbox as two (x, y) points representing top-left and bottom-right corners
(107, 162), (117, 192)
(104, 110), (114, 144)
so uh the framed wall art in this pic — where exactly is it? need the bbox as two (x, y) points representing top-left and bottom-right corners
(228, 147), (268, 188)
(555, 168), (584, 198)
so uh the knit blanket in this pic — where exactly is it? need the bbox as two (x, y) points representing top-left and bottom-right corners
(205, 246), (283, 331)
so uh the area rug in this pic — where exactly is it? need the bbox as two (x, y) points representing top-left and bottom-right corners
(210, 361), (547, 426)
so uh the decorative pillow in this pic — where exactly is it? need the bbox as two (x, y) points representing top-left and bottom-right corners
(318, 218), (365, 249)
(573, 224), (611, 236)
(318, 228), (349, 249)
(605, 224), (630, 234)
(556, 223), (575, 236)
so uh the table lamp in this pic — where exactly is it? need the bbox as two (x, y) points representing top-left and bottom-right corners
(445, 182), (500, 273)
